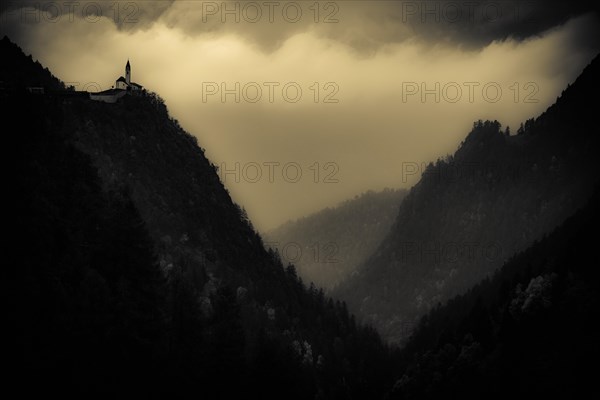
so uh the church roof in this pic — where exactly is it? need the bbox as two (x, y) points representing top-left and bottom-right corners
(116, 76), (127, 82)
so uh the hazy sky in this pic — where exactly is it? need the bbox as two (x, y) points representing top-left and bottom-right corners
(2, 1), (599, 231)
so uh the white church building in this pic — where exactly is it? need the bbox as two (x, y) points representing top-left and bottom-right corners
(115, 60), (143, 91)
(90, 60), (144, 103)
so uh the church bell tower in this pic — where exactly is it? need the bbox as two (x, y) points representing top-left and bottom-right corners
(125, 60), (131, 85)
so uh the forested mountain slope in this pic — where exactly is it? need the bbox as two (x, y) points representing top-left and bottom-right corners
(389, 187), (600, 399)
(5, 36), (396, 399)
(335, 54), (600, 343)
(264, 189), (407, 290)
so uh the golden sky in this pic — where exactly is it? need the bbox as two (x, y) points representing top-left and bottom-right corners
(2, 1), (599, 231)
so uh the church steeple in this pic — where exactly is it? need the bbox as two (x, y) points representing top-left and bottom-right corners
(95, 58), (143, 100)
(125, 59), (131, 85)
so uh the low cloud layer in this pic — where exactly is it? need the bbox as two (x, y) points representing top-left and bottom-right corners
(2, 1), (599, 230)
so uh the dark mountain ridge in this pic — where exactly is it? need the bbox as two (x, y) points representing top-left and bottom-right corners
(4, 36), (396, 398)
(335, 53), (600, 343)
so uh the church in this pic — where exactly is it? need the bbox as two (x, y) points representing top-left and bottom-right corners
(115, 60), (143, 91)
(89, 60), (143, 103)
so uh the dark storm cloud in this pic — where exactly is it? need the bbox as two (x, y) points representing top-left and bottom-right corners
(153, 0), (600, 53)
(0, 1), (174, 30)
(2, 1), (598, 53)
(400, 0), (600, 48)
